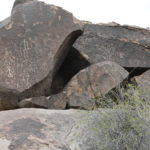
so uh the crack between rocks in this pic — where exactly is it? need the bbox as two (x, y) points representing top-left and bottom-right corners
(19, 30), (83, 100)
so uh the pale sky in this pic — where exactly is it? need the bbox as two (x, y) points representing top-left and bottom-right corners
(0, 0), (150, 28)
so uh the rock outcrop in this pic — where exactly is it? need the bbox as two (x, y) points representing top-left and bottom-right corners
(74, 24), (150, 67)
(0, 0), (149, 111)
(49, 61), (128, 110)
(0, 0), (149, 149)
(19, 61), (129, 110)
(0, 0), (82, 99)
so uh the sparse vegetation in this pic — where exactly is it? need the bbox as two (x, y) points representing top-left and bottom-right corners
(79, 83), (150, 150)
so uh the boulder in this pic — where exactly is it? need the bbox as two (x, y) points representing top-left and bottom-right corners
(74, 24), (150, 67)
(19, 93), (67, 109)
(52, 61), (129, 110)
(19, 61), (128, 110)
(83, 23), (150, 47)
(0, 86), (19, 110)
(0, 108), (149, 150)
(0, 0), (82, 99)
(0, 108), (87, 150)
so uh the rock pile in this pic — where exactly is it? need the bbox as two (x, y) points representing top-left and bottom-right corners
(0, 0), (149, 149)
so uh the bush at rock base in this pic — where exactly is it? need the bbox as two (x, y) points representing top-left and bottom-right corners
(78, 84), (150, 150)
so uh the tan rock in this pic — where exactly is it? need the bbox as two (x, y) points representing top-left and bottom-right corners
(56, 61), (129, 110)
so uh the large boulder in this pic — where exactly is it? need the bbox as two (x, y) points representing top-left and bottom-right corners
(74, 24), (150, 67)
(0, 108), (87, 150)
(0, 108), (149, 150)
(0, 0), (82, 98)
(47, 61), (128, 110)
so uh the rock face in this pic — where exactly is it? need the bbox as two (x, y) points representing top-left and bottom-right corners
(0, 87), (19, 110)
(0, 0), (82, 98)
(19, 96), (49, 109)
(74, 24), (150, 67)
(0, 109), (86, 150)
(0, 0), (149, 149)
(135, 70), (150, 89)
(50, 47), (90, 95)
(51, 61), (128, 110)
(19, 61), (129, 110)
(19, 93), (67, 109)
(0, 108), (149, 150)
(13, 0), (36, 8)
(134, 70), (150, 101)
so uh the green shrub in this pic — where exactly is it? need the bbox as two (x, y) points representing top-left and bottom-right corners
(93, 83), (150, 109)
(79, 84), (150, 150)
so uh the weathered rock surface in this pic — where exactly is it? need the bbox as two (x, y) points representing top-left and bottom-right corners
(85, 23), (150, 47)
(0, 108), (149, 150)
(51, 61), (128, 110)
(135, 69), (150, 89)
(19, 96), (49, 109)
(0, 109), (86, 150)
(74, 24), (150, 67)
(0, 86), (19, 110)
(0, 0), (82, 98)
(134, 70), (150, 102)
(19, 93), (67, 109)
(13, 0), (36, 8)
(50, 47), (90, 95)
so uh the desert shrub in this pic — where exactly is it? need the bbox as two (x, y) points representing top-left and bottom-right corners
(98, 109), (150, 150)
(93, 83), (150, 109)
(77, 84), (150, 150)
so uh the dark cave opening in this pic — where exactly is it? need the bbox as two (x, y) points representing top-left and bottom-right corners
(50, 47), (90, 95)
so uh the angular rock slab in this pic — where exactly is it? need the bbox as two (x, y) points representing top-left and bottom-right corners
(83, 23), (150, 47)
(56, 61), (129, 110)
(0, 109), (149, 150)
(74, 24), (150, 67)
(0, 0), (82, 95)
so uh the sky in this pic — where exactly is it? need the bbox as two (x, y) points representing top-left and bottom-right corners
(0, 0), (150, 28)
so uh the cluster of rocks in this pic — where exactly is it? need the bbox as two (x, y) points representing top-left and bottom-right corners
(0, 0), (149, 149)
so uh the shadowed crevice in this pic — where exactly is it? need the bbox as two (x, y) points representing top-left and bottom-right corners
(124, 67), (150, 80)
(50, 47), (90, 95)
(19, 30), (84, 100)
